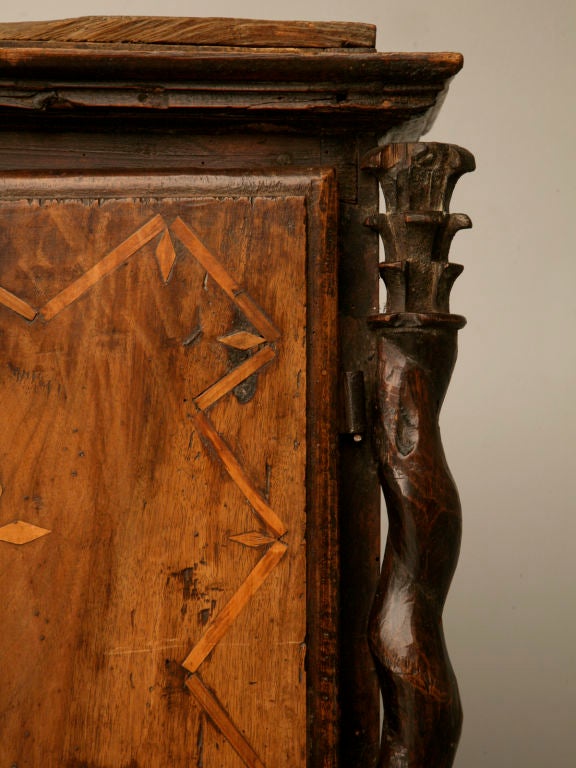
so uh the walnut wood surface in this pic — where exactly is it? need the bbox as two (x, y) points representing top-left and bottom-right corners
(0, 16), (376, 49)
(364, 143), (474, 768)
(0, 171), (338, 767)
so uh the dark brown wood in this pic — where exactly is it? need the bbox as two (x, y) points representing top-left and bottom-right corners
(0, 18), (470, 767)
(0, 16), (376, 49)
(305, 171), (340, 768)
(363, 142), (475, 768)
(0, 41), (461, 134)
(338, 134), (381, 768)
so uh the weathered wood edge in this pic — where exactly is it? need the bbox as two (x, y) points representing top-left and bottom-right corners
(304, 169), (340, 766)
(0, 16), (376, 49)
(337, 133), (382, 766)
(0, 168), (336, 198)
(0, 48), (462, 135)
(0, 47), (463, 82)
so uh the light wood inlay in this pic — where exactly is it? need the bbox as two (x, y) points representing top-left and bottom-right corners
(186, 675), (265, 768)
(41, 214), (166, 320)
(192, 409), (287, 537)
(0, 520), (51, 544)
(0, 285), (37, 321)
(218, 331), (266, 350)
(171, 217), (280, 341)
(194, 346), (275, 411)
(229, 531), (277, 548)
(155, 228), (177, 282)
(0, 186), (310, 767)
(182, 541), (287, 674)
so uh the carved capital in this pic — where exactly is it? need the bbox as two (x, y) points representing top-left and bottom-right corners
(363, 142), (474, 317)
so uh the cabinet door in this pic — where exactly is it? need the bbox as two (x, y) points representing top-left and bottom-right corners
(0, 171), (338, 768)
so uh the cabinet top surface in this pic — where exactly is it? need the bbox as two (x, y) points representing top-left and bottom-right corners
(0, 15), (377, 49)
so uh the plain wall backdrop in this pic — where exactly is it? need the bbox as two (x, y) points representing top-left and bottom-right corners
(1, 2), (574, 767)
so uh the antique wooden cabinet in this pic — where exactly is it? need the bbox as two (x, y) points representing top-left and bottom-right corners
(0, 17), (472, 768)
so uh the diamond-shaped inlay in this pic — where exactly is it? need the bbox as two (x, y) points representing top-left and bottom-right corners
(155, 229), (177, 283)
(217, 331), (266, 350)
(229, 531), (277, 548)
(0, 520), (51, 545)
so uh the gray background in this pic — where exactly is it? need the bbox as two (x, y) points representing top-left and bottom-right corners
(1, 1), (574, 766)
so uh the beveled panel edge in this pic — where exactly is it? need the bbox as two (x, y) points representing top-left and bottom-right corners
(0, 168), (334, 199)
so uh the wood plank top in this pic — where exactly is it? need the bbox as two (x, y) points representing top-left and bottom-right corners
(0, 15), (376, 49)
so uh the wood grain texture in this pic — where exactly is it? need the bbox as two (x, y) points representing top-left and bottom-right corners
(0, 174), (332, 767)
(171, 217), (280, 341)
(370, 327), (463, 768)
(0, 39), (462, 136)
(191, 409), (287, 538)
(41, 214), (166, 320)
(0, 284), (37, 320)
(182, 541), (288, 673)
(186, 675), (266, 768)
(194, 346), (275, 411)
(364, 142), (474, 768)
(0, 16), (376, 49)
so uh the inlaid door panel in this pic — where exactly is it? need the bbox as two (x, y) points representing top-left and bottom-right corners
(0, 172), (338, 767)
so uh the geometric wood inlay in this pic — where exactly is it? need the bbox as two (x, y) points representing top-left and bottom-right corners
(186, 674), (266, 768)
(171, 217), (280, 341)
(0, 520), (51, 545)
(155, 229), (177, 282)
(0, 285), (37, 321)
(0, 190), (308, 767)
(181, 541), (287, 674)
(229, 531), (277, 548)
(194, 346), (275, 411)
(191, 409), (286, 538)
(41, 215), (166, 321)
(217, 331), (266, 350)
(0, 214), (167, 323)
(168, 224), (290, 767)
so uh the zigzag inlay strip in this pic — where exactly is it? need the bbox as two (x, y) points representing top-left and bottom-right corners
(182, 541), (287, 674)
(194, 346), (275, 411)
(0, 285), (37, 321)
(170, 217), (280, 341)
(41, 214), (166, 320)
(186, 675), (265, 768)
(192, 409), (287, 537)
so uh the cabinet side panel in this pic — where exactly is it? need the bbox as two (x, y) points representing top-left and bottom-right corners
(0, 186), (309, 768)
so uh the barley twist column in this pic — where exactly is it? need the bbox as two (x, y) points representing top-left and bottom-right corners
(362, 142), (475, 768)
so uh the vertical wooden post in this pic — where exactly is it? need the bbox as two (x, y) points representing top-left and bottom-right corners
(362, 143), (475, 768)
